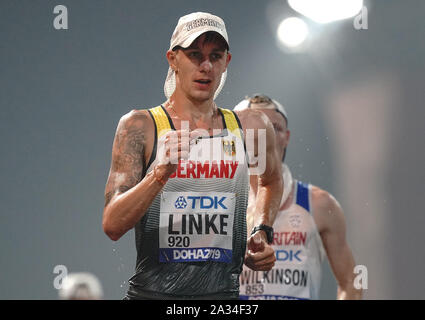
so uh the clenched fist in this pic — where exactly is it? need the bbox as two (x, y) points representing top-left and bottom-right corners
(244, 230), (276, 271)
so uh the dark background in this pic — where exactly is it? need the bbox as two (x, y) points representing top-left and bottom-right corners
(1, 0), (424, 299)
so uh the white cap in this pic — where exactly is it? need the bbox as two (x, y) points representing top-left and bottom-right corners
(164, 12), (230, 100)
(233, 95), (288, 120)
(58, 272), (103, 300)
(234, 94), (288, 122)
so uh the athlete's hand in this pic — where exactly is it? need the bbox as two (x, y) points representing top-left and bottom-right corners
(155, 129), (189, 178)
(155, 129), (202, 179)
(244, 231), (276, 271)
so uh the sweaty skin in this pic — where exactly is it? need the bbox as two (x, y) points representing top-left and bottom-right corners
(103, 34), (283, 274)
(246, 106), (362, 299)
(311, 187), (362, 300)
(236, 109), (282, 271)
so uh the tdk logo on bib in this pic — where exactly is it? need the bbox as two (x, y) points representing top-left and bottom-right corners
(174, 195), (228, 210)
(276, 250), (303, 262)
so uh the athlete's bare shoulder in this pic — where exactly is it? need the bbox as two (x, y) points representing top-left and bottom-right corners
(310, 185), (344, 234)
(117, 109), (153, 133)
(115, 108), (156, 151)
(311, 185), (334, 207)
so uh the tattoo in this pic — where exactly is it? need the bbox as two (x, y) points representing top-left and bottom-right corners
(116, 127), (145, 183)
(104, 112), (147, 208)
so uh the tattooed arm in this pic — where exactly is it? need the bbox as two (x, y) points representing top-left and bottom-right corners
(102, 110), (163, 241)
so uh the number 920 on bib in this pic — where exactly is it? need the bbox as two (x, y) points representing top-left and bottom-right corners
(159, 192), (235, 263)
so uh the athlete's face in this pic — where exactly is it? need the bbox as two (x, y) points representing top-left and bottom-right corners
(261, 109), (290, 162)
(167, 33), (231, 102)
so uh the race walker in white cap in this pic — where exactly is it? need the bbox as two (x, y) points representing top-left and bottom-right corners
(102, 13), (283, 299)
(164, 12), (229, 100)
(235, 94), (362, 300)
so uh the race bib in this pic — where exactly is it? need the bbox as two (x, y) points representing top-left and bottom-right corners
(159, 191), (235, 263)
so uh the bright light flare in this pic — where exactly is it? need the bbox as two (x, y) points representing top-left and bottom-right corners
(277, 17), (309, 48)
(288, 0), (363, 24)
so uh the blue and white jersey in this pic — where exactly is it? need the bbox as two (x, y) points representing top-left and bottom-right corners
(240, 175), (326, 300)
